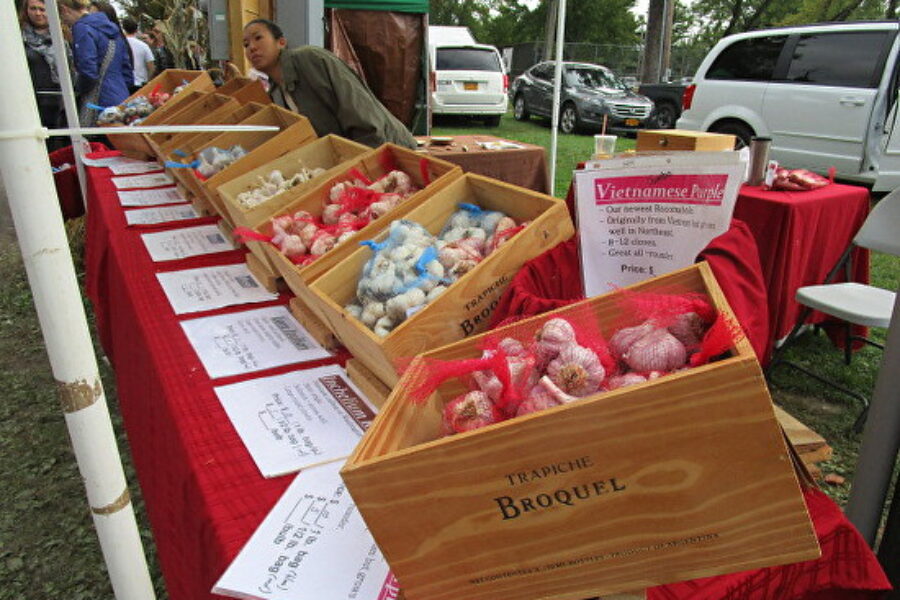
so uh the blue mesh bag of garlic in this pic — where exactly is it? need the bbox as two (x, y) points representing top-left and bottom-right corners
(345, 204), (528, 337)
(166, 145), (247, 180)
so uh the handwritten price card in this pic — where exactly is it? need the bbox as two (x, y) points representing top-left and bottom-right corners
(575, 152), (744, 295)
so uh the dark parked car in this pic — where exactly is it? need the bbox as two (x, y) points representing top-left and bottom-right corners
(510, 61), (654, 134)
(638, 82), (688, 129)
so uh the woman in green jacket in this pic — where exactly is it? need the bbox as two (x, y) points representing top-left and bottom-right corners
(242, 19), (416, 149)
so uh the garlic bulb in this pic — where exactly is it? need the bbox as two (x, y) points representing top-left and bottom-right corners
(534, 317), (578, 367)
(472, 355), (536, 404)
(622, 328), (687, 372)
(538, 375), (580, 404)
(236, 166), (325, 210)
(516, 384), (561, 417)
(442, 390), (501, 435)
(360, 302), (385, 327)
(496, 337), (526, 357)
(321, 203), (343, 225)
(385, 287), (427, 322)
(373, 315), (396, 338)
(667, 311), (707, 348)
(605, 372), (648, 390)
(536, 318), (577, 348)
(609, 320), (657, 359)
(546, 344), (605, 396)
(309, 233), (336, 256)
(426, 285), (447, 301)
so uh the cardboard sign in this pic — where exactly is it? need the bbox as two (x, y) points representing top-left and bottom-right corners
(574, 152), (744, 296)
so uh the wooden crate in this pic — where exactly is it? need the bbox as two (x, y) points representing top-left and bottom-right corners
(255, 144), (463, 316)
(145, 93), (239, 159)
(216, 77), (272, 105)
(198, 110), (318, 225)
(309, 173), (575, 386)
(103, 69), (214, 158)
(218, 135), (371, 229)
(156, 102), (264, 161)
(341, 262), (820, 600)
(163, 105), (314, 208)
(636, 129), (736, 152)
(218, 135), (371, 278)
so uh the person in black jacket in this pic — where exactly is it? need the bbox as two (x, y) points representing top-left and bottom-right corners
(20, 0), (66, 146)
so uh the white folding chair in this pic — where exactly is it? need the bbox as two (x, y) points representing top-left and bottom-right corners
(768, 187), (900, 429)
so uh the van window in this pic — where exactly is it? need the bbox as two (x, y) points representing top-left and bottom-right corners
(706, 35), (787, 81)
(785, 31), (892, 88)
(436, 48), (501, 72)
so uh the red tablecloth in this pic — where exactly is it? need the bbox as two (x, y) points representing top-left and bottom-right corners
(733, 184), (870, 358)
(83, 153), (345, 600)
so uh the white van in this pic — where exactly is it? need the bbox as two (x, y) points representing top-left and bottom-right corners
(428, 27), (508, 126)
(677, 22), (900, 191)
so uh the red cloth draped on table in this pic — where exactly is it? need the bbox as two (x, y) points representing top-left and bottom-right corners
(733, 184), (870, 358)
(647, 487), (890, 600)
(489, 220), (771, 365)
(50, 142), (107, 220)
(83, 153), (346, 600)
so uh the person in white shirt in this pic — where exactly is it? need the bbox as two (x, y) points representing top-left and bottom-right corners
(122, 17), (154, 87)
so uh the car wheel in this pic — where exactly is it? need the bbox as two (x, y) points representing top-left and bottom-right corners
(652, 102), (678, 129)
(559, 103), (579, 134)
(710, 121), (754, 150)
(483, 115), (501, 127)
(513, 95), (529, 121)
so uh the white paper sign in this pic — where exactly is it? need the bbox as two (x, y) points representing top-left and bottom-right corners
(125, 204), (199, 226)
(213, 462), (399, 600)
(157, 263), (278, 314)
(118, 186), (186, 207)
(180, 305), (331, 379)
(108, 161), (163, 175)
(112, 171), (174, 189)
(574, 152), (745, 295)
(216, 365), (378, 477)
(81, 155), (140, 168)
(141, 224), (236, 262)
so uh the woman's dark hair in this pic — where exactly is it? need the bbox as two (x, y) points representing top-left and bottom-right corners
(245, 18), (284, 40)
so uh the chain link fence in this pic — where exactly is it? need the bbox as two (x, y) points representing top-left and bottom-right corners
(505, 41), (705, 82)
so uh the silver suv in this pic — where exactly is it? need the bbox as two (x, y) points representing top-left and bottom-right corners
(677, 22), (900, 190)
(510, 61), (654, 134)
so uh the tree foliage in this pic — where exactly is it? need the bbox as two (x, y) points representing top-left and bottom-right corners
(684, 0), (897, 49)
(429, 0), (640, 47)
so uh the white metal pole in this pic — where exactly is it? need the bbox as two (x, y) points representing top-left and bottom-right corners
(548, 0), (567, 197)
(1, 2), (156, 598)
(846, 284), (900, 545)
(45, 0), (90, 204)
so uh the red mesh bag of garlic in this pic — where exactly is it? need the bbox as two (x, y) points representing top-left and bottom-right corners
(405, 290), (743, 437)
(234, 169), (420, 266)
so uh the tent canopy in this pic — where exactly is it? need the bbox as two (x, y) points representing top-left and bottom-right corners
(324, 0), (428, 13)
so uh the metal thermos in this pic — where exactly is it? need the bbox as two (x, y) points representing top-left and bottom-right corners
(748, 136), (772, 186)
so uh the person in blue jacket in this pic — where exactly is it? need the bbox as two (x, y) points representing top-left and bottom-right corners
(58, 0), (132, 125)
